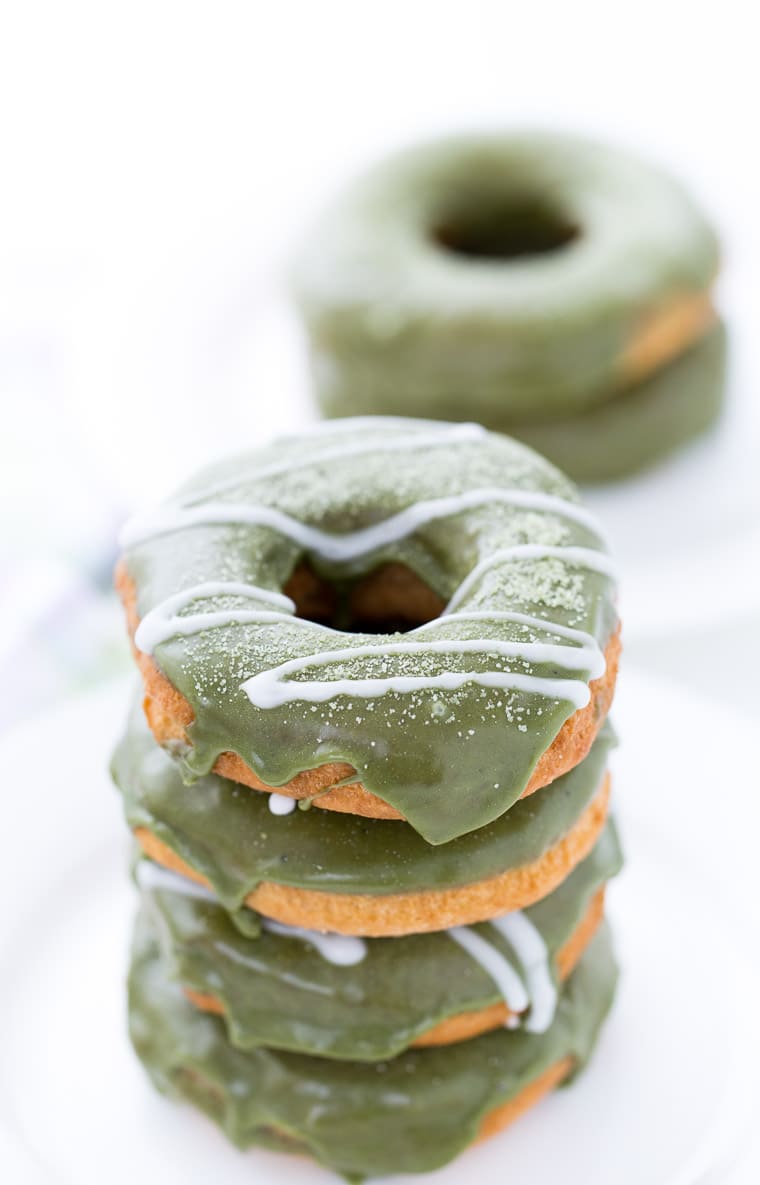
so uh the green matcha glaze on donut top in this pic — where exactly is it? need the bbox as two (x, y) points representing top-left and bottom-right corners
(138, 820), (621, 1061)
(120, 418), (617, 845)
(129, 915), (618, 1182)
(112, 705), (614, 911)
(292, 132), (719, 417)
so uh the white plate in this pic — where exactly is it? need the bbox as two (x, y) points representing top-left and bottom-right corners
(0, 671), (758, 1184)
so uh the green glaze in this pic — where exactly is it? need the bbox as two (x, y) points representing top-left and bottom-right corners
(129, 915), (618, 1182)
(113, 704), (614, 912)
(139, 821), (622, 1060)
(121, 418), (617, 845)
(292, 132), (719, 420)
(499, 321), (727, 483)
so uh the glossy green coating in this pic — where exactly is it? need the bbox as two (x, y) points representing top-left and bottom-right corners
(129, 916), (618, 1181)
(121, 418), (617, 845)
(499, 321), (727, 483)
(139, 820), (621, 1060)
(113, 704), (614, 913)
(292, 132), (718, 419)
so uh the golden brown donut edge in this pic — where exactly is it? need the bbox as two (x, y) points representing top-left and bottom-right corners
(619, 289), (716, 387)
(116, 564), (620, 821)
(134, 774), (610, 937)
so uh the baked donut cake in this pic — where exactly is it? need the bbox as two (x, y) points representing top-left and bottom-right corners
(135, 820), (621, 1058)
(112, 417), (622, 1178)
(292, 133), (725, 481)
(130, 918), (618, 1181)
(115, 703), (614, 935)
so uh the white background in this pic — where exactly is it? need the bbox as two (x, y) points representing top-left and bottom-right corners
(0, 4), (759, 1179)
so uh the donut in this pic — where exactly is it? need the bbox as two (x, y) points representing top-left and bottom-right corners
(129, 914), (618, 1180)
(116, 417), (619, 846)
(184, 888), (603, 1048)
(113, 704), (614, 936)
(137, 819), (621, 1059)
(291, 133), (723, 480)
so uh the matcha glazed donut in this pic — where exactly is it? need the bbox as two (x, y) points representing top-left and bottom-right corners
(130, 916), (619, 1182)
(135, 820), (621, 1060)
(292, 132), (724, 480)
(116, 418), (620, 847)
(113, 704), (614, 935)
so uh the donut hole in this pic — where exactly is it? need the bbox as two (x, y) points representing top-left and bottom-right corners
(433, 196), (578, 261)
(284, 561), (445, 634)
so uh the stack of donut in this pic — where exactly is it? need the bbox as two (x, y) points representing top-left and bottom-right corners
(293, 132), (725, 483)
(113, 417), (622, 1180)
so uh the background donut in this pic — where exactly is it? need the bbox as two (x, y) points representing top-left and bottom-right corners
(292, 133), (724, 481)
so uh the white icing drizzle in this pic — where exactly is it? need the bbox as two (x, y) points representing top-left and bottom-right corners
(262, 920), (367, 966)
(446, 545), (617, 613)
(137, 861), (367, 966)
(136, 591), (606, 697)
(189, 422), (489, 502)
(490, 912), (557, 1033)
(448, 926), (530, 1015)
(135, 584), (607, 711)
(417, 609), (602, 648)
(119, 485), (605, 553)
(124, 470), (612, 721)
(268, 792), (297, 816)
(449, 909), (557, 1033)
(134, 581), (297, 654)
(240, 636), (599, 710)
(137, 862), (556, 1017)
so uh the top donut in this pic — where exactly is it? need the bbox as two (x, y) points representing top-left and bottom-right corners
(117, 418), (619, 845)
(292, 132), (718, 420)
